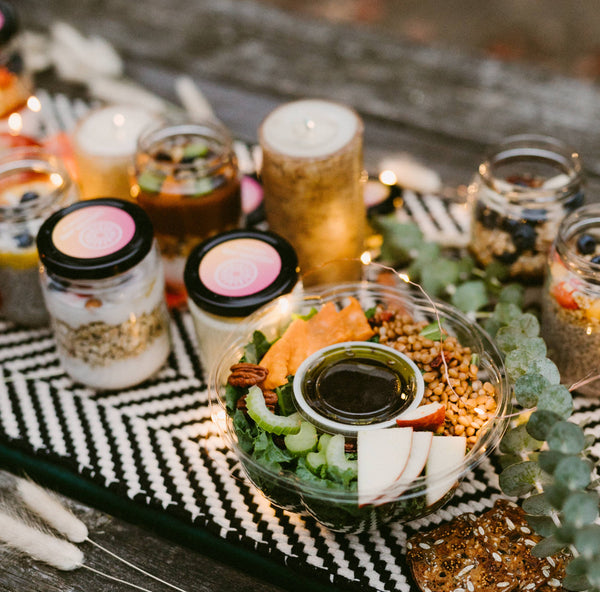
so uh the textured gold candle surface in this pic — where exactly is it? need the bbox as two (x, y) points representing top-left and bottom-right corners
(259, 100), (365, 284)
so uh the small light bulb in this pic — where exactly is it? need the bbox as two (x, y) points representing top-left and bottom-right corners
(379, 169), (397, 186)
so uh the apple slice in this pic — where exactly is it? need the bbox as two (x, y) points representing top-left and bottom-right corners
(376, 431), (433, 504)
(395, 402), (446, 431)
(357, 427), (413, 507)
(425, 435), (467, 506)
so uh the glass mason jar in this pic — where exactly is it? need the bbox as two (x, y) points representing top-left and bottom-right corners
(0, 147), (76, 326)
(0, 0), (33, 118)
(468, 135), (584, 282)
(132, 116), (241, 304)
(541, 205), (600, 396)
(184, 228), (299, 375)
(36, 198), (171, 390)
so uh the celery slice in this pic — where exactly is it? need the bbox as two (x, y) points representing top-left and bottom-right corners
(326, 434), (358, 480)
(284, 421), (318, 456)
(245, 386), (301, 435)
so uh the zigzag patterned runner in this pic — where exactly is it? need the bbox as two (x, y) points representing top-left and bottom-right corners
(2, 309), (598, 591)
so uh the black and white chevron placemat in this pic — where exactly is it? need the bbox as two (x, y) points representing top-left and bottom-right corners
(1, 309), (599, 592)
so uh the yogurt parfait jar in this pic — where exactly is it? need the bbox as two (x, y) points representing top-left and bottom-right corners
(132, 116), (241, 303)
(468, 135), (584, 282)
(36, 198), (171, 390)
(542, 205), (600, 396)
(0, 147), (76, 326)
(184, 229), (298, 374)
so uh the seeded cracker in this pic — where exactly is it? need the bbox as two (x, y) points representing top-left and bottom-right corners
(406, 499), (568, 592)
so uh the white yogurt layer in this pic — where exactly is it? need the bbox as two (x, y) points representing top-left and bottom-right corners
(59, 332), (171, 390)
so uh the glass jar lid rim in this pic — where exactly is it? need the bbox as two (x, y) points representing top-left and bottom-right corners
(184, 229), (299, 317)
(36, 198), (155, 280)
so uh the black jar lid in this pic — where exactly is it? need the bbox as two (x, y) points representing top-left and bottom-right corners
(0, 1), (18, 45)
(37, 198), (155, 280)
(184, 229), (299, 317)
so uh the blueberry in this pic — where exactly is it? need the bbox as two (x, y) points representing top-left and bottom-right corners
(14, 232), (33, 248)
(475, 202), (498, 229)
(6, 52), (23, 75)
(522, 208), (547, 224)
(20, 191), (39, 203)
(591, 255), (600, 265)
(496, 250), (519, 264)
(511, 224), (537, 252)
(577, 233), (596, 255)
(155, 151), (172, 162)
(565, 191), (584, 211)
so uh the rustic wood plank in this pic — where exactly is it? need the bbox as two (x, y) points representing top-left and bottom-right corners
(19, 0), (600, 178)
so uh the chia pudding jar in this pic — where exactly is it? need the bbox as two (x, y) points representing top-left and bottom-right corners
(468, 135), (584, 282)
(36, 198), (171, 390)
(132, 116), (241, 303)
(184, 228), (298, 375)
(0, 147), (76, 326)
(541, 205), (600, 396)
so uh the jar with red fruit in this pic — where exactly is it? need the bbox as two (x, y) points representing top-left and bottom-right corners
(0, 0), (32, 118)
(468, 135), (584, 282)
(0, 147), (77, 326)
(541, 204), (600, 396)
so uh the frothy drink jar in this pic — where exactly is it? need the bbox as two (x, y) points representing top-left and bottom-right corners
(0, 147), (76, 326)
(133, 116), (241, 304)
(36, 198), (171, 390)
(184, 229), (298, 375)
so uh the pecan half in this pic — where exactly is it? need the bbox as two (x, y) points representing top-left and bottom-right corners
(227, 363), (269, 388)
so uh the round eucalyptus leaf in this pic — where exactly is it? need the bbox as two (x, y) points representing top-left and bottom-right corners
(529, 357), (561, 385)
(509, 312), (540, 337)
(566, 556), (590, 577)
(498, 452), (522, 470)
(514, 373), (550, 408)
(493, 302), (522, 325)
(544, 482), (571, 510)
(554, 457), (593, 491)
(574, 524), (600, 559)
(527, 409), (562, 440)
(562, 573), (592, 592)
(500, 423), (543, 455)
(450, 279), (488, 312)
(495, 325), (525, 354)
(522, 492), (554, 516)
(587, 560), (600, 587)
(498, 283), (525, 307)
(526, 514), (556, 538)
(562, 491), (600, 527)
(537, 384), (573, 419)
(530, 534), (568, 558)
(548, 421), (586, 454)
(499, 460), (547, 497)
(537, 450), (568, 475)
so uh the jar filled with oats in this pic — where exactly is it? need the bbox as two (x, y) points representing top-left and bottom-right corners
(0, 147), (77, 327)
(468, 135), (584, 282)
(36, 198), (171, 390)
(542, 205), (600, 396)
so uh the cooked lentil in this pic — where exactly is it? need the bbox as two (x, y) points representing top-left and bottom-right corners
(369, 307), (498, 447)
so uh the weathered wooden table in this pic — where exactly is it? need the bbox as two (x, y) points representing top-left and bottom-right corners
(3, 1), (600, 590)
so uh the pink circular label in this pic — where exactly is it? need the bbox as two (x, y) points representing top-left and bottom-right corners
(199, 238), (282, 297)
(52, 205), (136, 259)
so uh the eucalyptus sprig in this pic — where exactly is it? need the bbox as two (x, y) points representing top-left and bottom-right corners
(374, 215), (600, 591)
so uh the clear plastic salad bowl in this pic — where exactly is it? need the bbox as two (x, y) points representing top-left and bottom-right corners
(209, 281), (510, 533)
